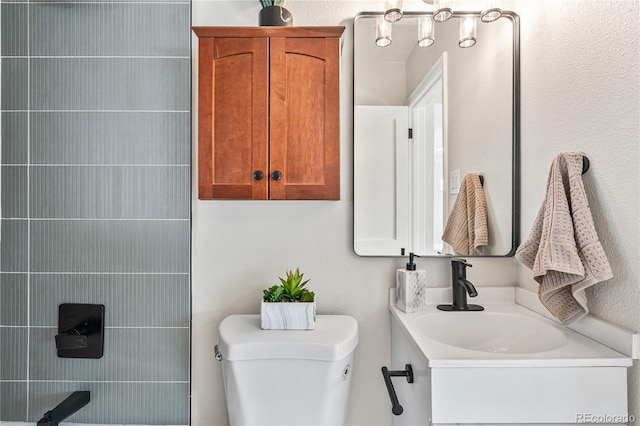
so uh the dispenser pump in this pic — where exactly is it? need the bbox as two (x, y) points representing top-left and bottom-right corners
(406, 252), (417, 271)
(396, 250), (427, 313)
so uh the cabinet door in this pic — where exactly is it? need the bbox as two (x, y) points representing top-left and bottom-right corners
(269, 37), (341, 200)
(198, 37), (268, 199)
(391, 318), (432, 425)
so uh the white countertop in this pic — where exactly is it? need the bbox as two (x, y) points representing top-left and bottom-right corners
(389, 288), (634, 368)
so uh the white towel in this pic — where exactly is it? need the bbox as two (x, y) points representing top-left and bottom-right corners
(516, 152), (612, 323)
(442, 173), (488, 255)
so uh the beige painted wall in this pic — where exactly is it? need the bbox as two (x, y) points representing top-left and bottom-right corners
(514, 0), (640, 420)
(191, 1), (639, 424)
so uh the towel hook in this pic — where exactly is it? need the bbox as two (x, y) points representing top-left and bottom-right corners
(582, 156), (590, 175)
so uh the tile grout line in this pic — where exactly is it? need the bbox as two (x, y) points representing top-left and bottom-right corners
(3, 1), (191, 4)
(0, 325), (189, 332)
(4, 56), (190, 59)
(2, 110), (190, 113)
(26, 0), (31, 417)
(8, 56), (190, 59)
(31, 381), (191, 384)
(0, 379), (190, 384)
(29, 1), (191, 4)
(3, 218), (191, 221)
(3, 271), (190, 275)
(1, 164), (191, 167)
(0, 0), (3, 410)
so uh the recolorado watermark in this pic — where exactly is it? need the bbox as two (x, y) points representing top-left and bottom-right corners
(576, 413), (636, 423)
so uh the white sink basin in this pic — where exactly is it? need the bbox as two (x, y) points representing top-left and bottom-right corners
(390, 288), (633, 425)
(414, 311), (568, 354)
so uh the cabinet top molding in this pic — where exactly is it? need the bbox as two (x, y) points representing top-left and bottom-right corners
(192, 26), (345, 39)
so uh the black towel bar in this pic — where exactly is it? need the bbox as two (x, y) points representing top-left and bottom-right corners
(381, 365), (414, 415)
(582, 156), (590, 174)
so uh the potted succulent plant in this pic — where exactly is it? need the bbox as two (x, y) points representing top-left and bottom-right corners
(258, 0), (293, 27)
(261, 268), (315, 330)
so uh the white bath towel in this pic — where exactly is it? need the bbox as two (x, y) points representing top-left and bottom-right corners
(442, 173), (488, 255)
(516, 152), (612, 323)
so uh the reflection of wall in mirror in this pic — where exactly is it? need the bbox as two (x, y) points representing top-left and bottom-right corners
(355, 61), (406, 106)
(406, 17), (513, 255)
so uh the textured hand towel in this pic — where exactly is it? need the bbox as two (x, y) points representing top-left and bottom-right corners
(515, 152), (612, 323)
(442, 173), (488, 255)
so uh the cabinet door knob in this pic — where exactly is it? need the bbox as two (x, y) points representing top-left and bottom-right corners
(271, 170), (283, 181)
(253, 170), (264, 181)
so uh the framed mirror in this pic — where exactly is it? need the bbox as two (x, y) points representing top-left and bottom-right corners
(354, 11), (519, 257)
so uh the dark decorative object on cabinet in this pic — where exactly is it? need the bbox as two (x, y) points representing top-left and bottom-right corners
(259, 1), (292, 26)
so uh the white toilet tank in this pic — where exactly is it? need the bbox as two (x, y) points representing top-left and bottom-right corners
(217, 314), (359, 426)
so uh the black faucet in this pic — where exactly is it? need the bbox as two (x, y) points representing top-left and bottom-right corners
(37, 391), (90, 426)
(437, 259), (484, 311)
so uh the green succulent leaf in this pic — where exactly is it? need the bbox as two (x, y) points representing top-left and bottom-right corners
(264, 268), (314, 302)
(260, 0), (285, 7)
(263, 285), (284, 302)
(280, 268), (310, 300)
(299, 289), (315, 302)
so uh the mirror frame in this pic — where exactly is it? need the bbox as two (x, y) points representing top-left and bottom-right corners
(352, 10), (521, 257)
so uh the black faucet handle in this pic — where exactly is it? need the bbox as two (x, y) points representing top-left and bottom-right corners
(454, 259), (472, 268)
(451, 259), (472, 281)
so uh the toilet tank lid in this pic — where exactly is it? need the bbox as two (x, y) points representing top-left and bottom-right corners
(217, 315), (359, 362)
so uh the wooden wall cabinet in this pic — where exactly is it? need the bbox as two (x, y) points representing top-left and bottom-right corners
(193, 26), (345, 200)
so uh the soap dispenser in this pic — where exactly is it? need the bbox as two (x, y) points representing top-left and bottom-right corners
(396, 252), (427, 313)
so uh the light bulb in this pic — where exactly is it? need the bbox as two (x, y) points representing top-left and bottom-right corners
(376, 18), (392, 47)
(433, 0), (452, 22)
(481, 0), (502, 22)
(459, 17), (477, 48)
(418, 17), (435, 47)
(384, 0), (403, 23)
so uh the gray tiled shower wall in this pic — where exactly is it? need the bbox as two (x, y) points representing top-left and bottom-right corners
(1, 0), (191, 423)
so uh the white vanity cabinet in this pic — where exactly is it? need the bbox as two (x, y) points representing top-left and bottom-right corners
(388, 290), (634, 426)
(390, 319), (432, 426)
(429, 367), (627, 424)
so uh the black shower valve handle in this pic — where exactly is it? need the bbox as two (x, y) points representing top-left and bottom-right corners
(55, 321), (90, 351)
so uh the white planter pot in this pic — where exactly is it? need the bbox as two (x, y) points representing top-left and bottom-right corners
(260, 300), (316, 330)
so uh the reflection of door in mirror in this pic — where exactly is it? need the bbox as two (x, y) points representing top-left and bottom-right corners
(409, 54), (446, 256)
(354, 106), (410, 256)
(354, 54), (445, 257)
(353, 12), (519, 257)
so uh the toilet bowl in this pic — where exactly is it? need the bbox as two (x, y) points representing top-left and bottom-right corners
(217, 314), (359, 426)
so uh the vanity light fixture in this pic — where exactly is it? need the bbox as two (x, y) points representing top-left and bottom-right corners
(384, 0), (403, 23)
(432, 0), (453, 22)
(376, 17), (392, 47)
(417, 17), (435, 47)
(481, 0), (502, 22)
(458, 17), (477, 48)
